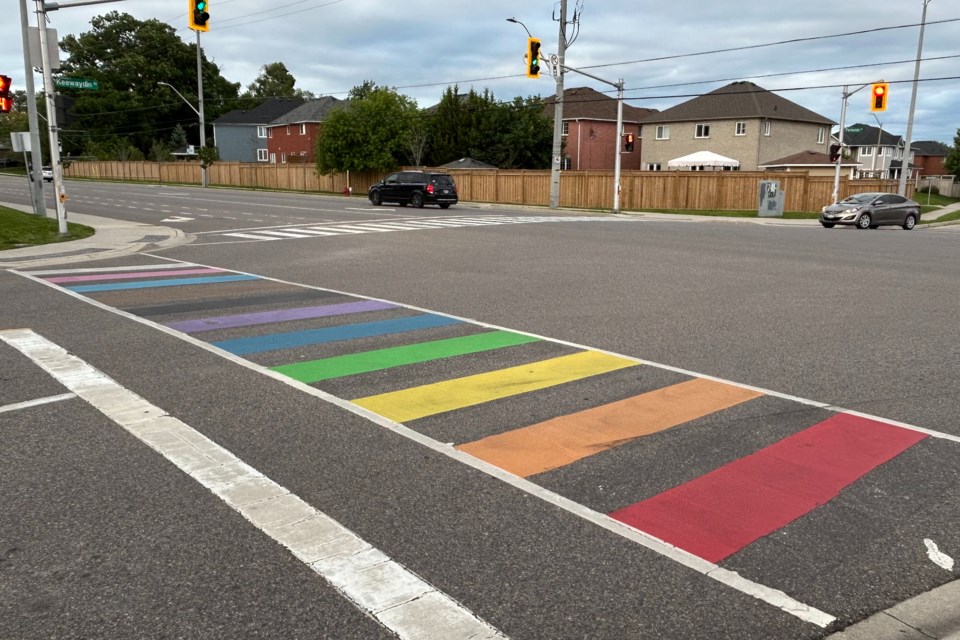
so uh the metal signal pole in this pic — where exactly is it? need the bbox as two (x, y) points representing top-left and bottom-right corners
(549, 0), (567, 210)
(897, 0), (931, 196)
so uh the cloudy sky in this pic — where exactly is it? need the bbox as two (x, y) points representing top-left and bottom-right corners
(5, 0), (959, 145)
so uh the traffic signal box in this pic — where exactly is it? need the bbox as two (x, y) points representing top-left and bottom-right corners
(526, 38), (541, 78)
(0, 75), (12, 113)
(829, 143), (841, 162)
(189, 0), (210, 31)
(870, 82), (888, 112)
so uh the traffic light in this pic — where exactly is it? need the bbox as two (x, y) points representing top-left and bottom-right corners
(870, 82), (888, 112)
(526, 37), (541, 79)
(829, 143), (841, 162)
(623, 132), (635, 153)
(0, 75), (11, 114)
(189, 0), (210, 31)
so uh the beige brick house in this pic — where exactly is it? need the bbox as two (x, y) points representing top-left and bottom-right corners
(639, 81), (835, 171)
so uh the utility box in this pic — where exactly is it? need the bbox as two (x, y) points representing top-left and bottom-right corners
(758, 180), (785, 217)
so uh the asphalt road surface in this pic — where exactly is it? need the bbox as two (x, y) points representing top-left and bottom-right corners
(2, 177), (958, 639)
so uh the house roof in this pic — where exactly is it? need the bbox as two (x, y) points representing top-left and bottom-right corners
(839, 123), (902, 147)
(640, 81), (834, 126)
(542, 87), (658, 123)
(213, 97), (305, 125)
(911, 140), (951, 156)
(440, 157), (498, 169)
(761, 150), (860, 167)
(269, 96), (344, 125)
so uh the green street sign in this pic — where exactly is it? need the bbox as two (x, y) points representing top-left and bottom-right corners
(54, 77), (99, 91)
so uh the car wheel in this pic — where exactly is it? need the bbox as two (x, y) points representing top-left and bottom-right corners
(902, 212), (917, 230)
(820, 222), (835, 228)
(856, 213), (872, 229)
(439, 203), (451, 209)
(411, 193), (424, 208)
(370, 191), (381, 206)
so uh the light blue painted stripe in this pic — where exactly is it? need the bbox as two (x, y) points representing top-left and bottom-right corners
(212, 314), (461, 356)
(65, 274), (259, 293)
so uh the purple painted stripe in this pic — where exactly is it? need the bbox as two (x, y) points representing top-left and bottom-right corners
(45, 268), (224, 284)
(166, 300), (398, 333)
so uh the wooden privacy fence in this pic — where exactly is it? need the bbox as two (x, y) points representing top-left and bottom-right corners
(63, 161), (911, 213)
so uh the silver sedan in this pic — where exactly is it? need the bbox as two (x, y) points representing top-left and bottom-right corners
(820, 192), (921, 230)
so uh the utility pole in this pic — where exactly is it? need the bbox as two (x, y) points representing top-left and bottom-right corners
(19, 0), (45, 217)
(548, 0), (567, 210)
(897, 0), (931, 196)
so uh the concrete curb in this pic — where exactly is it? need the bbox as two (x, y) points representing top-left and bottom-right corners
(826, 578), (960, 639)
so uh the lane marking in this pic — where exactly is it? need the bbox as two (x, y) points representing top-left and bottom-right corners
(212, 314), (461, 356)
(252, 230), (319, 239)
(65, 274), (259, 293)
(610, 414), (927, 563)
(43, 268), (224, 284)
(457, 378), (763, 478)
(352, 351), (638, 424)
(167, 300), (398, 333)
(0, 329), (505, 640)
(923, 539), (954, 572)
(26, 263), (200, 276)
(0, 392), (76, 414)
(222, 233), (281, 241)
(273, 330), (541, 384)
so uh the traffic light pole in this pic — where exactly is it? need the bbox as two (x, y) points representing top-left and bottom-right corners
(897, 0), (931, 197)
(34, 0), (67, 234)
(548, 0), (567, 210)
(196, 29), (207, 188)
(19, 0), (45, 217)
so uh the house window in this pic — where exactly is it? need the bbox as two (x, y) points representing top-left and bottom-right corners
(562, 122), (569, 137)
(655, 125), (669, 140)
(647, 163), (662, 171)
(267, 129), (273, 138)
(763, 121), (771, 136)
(269, 152), (276, 164)
(859, 147), (873, 157)
(257, 126), (267, 138)
(877, 147), (885, 157)
(561, 156), (572, 170)
(281, 153), (287, 163)
(817, 127), (825, 144)
(286, 125), (291, 135)
(257, 148), (268, 162)
(735, 122), (746, 136)
(695, 124), (711, 139)
(299, 124), (306, 135)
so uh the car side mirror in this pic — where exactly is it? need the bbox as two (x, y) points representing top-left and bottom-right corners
(875, 199), (885, 205)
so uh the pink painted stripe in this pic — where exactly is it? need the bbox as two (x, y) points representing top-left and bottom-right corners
(44, 268), (225, 283)
(610, 413), (927, 563)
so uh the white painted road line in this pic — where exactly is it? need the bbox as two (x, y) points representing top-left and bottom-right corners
(0, 328), (506, 640)
(0, 392), (76, 414)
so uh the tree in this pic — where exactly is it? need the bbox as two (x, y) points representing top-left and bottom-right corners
(170, 123), (188, 150)
(58, 11), (240, 158)
(945, 128), (960, 179)
(315, 82), (418, 174)
(244, 62), (314, 101)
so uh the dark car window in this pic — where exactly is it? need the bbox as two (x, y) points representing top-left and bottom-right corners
(399, 172), (427, 183)
(384, 173), (399, 184)
(431, 174), (455, 187)
(841, 194), (879, 204)
(888, 195), (907, 204)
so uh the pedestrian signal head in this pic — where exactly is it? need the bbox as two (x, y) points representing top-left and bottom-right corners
(0, 75), (11, 113)
(829, 143), (841, 162)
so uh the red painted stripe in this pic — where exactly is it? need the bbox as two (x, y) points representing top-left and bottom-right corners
(610, 413), (927, 563)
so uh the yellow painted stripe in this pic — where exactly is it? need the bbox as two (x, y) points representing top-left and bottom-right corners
(352, 350), (638, 423)
(457, 377), (763, 477)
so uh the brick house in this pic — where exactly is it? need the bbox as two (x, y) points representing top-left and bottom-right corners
(911, 140), (951, 176)
(543, 87), (657, 171)
(265, 96), (344, 164)
(639, 81), (835, 171)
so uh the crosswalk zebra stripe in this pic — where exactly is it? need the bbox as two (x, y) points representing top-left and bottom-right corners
(224, 233), (282, 240)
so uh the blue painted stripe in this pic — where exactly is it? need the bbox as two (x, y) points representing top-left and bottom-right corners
(212, 314), (461, 356)
(65, 274), (259, 292)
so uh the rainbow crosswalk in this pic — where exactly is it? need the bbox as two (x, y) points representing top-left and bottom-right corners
(21, 259), (937, 569)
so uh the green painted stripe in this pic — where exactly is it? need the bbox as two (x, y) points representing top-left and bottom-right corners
(271, 330), (541, 383)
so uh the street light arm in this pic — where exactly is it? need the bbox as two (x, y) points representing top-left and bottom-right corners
(506, 17), (532, 38)
(157, 81), (200, 117)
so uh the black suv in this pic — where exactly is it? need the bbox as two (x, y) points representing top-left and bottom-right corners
(368, 171), (458, 209)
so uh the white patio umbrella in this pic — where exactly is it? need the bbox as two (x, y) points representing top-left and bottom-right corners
(667, 151), (740, 169)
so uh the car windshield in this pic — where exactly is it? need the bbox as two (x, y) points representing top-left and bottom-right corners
(841, 194), (879, 204)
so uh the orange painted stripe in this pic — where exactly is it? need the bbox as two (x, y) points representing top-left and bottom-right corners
(457, 377), (763, 478)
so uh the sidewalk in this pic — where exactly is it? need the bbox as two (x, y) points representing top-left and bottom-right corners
(0, 204), (192, 269)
